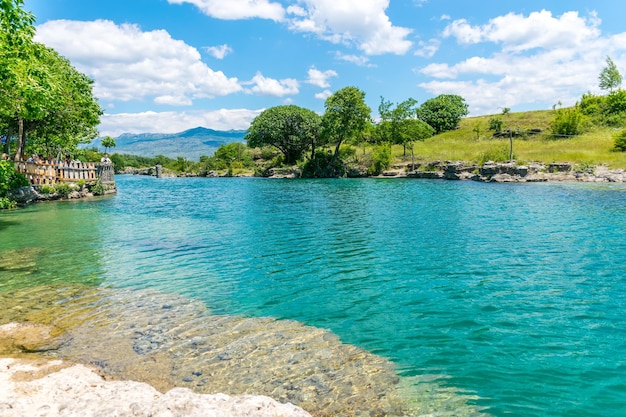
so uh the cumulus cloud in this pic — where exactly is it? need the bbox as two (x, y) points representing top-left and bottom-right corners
(167, 0), (284, 21)
(245, 72), (300, 96)
(99, 109), (262, 137)
(35, 20), (242, 105)
(335, 52), (373, 67)
(414, 39), (440, 58)
(418, 10), (626, 115)
(314, 90), (333, 100)
(204, 44), (233, 59)
(288, 0), (412, 55)
(306, 67), (338, 88)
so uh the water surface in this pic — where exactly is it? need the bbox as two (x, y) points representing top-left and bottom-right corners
(2, 175), (625, 416)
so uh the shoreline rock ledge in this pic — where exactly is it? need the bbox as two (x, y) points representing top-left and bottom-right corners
(0, 357), (311, 417)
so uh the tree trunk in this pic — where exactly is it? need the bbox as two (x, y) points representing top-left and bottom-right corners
(2, 124), (12, 155)
(14, 118), (25, 162)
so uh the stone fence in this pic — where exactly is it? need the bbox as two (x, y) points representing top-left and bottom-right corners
(14, 161), (115, 185)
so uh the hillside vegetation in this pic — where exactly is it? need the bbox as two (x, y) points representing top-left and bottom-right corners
(405, 109), (626, 169)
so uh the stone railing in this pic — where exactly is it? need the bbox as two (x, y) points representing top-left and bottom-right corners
(15, 161), (115, 185)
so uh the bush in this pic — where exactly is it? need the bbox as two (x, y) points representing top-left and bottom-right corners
(550, 106), (588, 137)
(54, 183), (72, 197)
(301, 150), (345, 178)
(0, 160), (29, 199)
(488, 117), (503, 132)
(367, 145), (392, 175)
(89, 180), (105, 196)
(613, 129), (626, 152)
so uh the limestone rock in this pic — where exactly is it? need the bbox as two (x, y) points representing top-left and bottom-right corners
(0, 322), (65, 354)
(0, 358), (311, 417)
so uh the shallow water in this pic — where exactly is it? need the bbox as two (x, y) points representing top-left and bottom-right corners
(2, 175), (626, 416)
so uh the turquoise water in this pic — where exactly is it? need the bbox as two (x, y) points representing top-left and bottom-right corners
(2, 175), (626, 416)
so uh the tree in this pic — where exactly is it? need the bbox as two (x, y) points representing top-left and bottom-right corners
(377, 97), (433, 157)
(101, 136), (116, 153)
(1, 1), (102, 160)
(321, 86), (371, 168)
(599, 56), (622, 92)
(245, 105), (321, 164)
(417, 94), (469, 134)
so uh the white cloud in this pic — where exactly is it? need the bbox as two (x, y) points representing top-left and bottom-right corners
(306, 67), (338, 88)
(443, 10), (601, 52)
(314, 90), (332, 100)
(414, 39), (440, 58)
(154, 95), (194, 106)
(34, 20), (242, 105)
(204, 44), (233, 59)
(288, 0), (412, 55)
(99, 109), (262, 137)
(335, 52), (373, 67)
(245, 72), (300, 96)
(167, 0), (284, 21)
(418, 10), (626, 115)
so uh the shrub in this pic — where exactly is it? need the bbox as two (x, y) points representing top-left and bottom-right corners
(550, 106), (588, 137)
(0, 160), (29, 198)
(488, 117), (503, 132)
(367, 145), (392, 175)
(613, 129), (626, 152)
(89, 180), (105, 196)
(0, 197), (16, 209)
(39, 184), (54, 195)
(54, 183), (72, 197)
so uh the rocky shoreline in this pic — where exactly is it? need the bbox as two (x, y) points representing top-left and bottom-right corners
(120, 161), (626, 183)
(0, 356), (311, 417)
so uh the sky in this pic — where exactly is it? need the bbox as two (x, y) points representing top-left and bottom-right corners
(24, 0), (626, 137)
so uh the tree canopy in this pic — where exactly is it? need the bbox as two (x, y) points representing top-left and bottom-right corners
(321, 86), (371, 160)
(599, 56), (622, 92)
(377, 97), (434, 155)
(245, 105), (321, 164)
(417, 94), (469, 134)
(1, 0), (102, 161)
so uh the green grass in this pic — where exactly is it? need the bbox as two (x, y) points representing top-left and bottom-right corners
(386, 110), (626, 169)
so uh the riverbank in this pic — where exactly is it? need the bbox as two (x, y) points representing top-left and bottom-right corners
(121, 160), (626, 182)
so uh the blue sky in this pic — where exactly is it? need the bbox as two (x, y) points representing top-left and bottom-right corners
(24, 0), (626, 136)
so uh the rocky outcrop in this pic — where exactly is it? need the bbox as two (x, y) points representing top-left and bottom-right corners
(0, 323), (66, 354)
(0, 358), (312, 417)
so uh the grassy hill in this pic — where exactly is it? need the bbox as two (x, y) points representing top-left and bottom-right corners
(402, 110), (626, 169)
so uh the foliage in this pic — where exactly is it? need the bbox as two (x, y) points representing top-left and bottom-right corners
(101, 136), (116, 153)
(550, 105), (588, 137)
(477, 144), (513, 165)
(417, 94), (469, 134)
(0, 196), (16, 209)
(613, 129), (626, 152)
(300, 150), (345, 178)
(89, 180), (105, 196)
(0, 1), (102, 161)
(0, 159), (28, 200)
(377, 97), (434, 154)
(599, 56), (622, 92)
(245, 105), (321, 164)
(321, 86), (371, 172)
(367, 145), (392, 175)
(488, 117), (503, 132)
(578, 90), (626, 127)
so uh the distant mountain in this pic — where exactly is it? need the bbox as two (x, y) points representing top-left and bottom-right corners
(90, 127), (246, 161)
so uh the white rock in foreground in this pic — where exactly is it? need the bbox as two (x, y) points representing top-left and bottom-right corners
(0, 358), (311, 417)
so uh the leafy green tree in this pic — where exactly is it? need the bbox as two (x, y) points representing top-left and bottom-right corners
(417, 94), (469, 134)
(0, 1), (101, 160)
(377, 97), (433, 157)
(101, 136), (116, 153)
(321, 86), (371, 170)
(245, 105), (321, 164)
(599, 56), (622, 92)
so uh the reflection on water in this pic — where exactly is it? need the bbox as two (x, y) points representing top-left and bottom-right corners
(0, 283), (485, 417)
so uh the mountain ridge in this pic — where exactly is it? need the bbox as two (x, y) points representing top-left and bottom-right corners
(92, 127), (246, 160)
